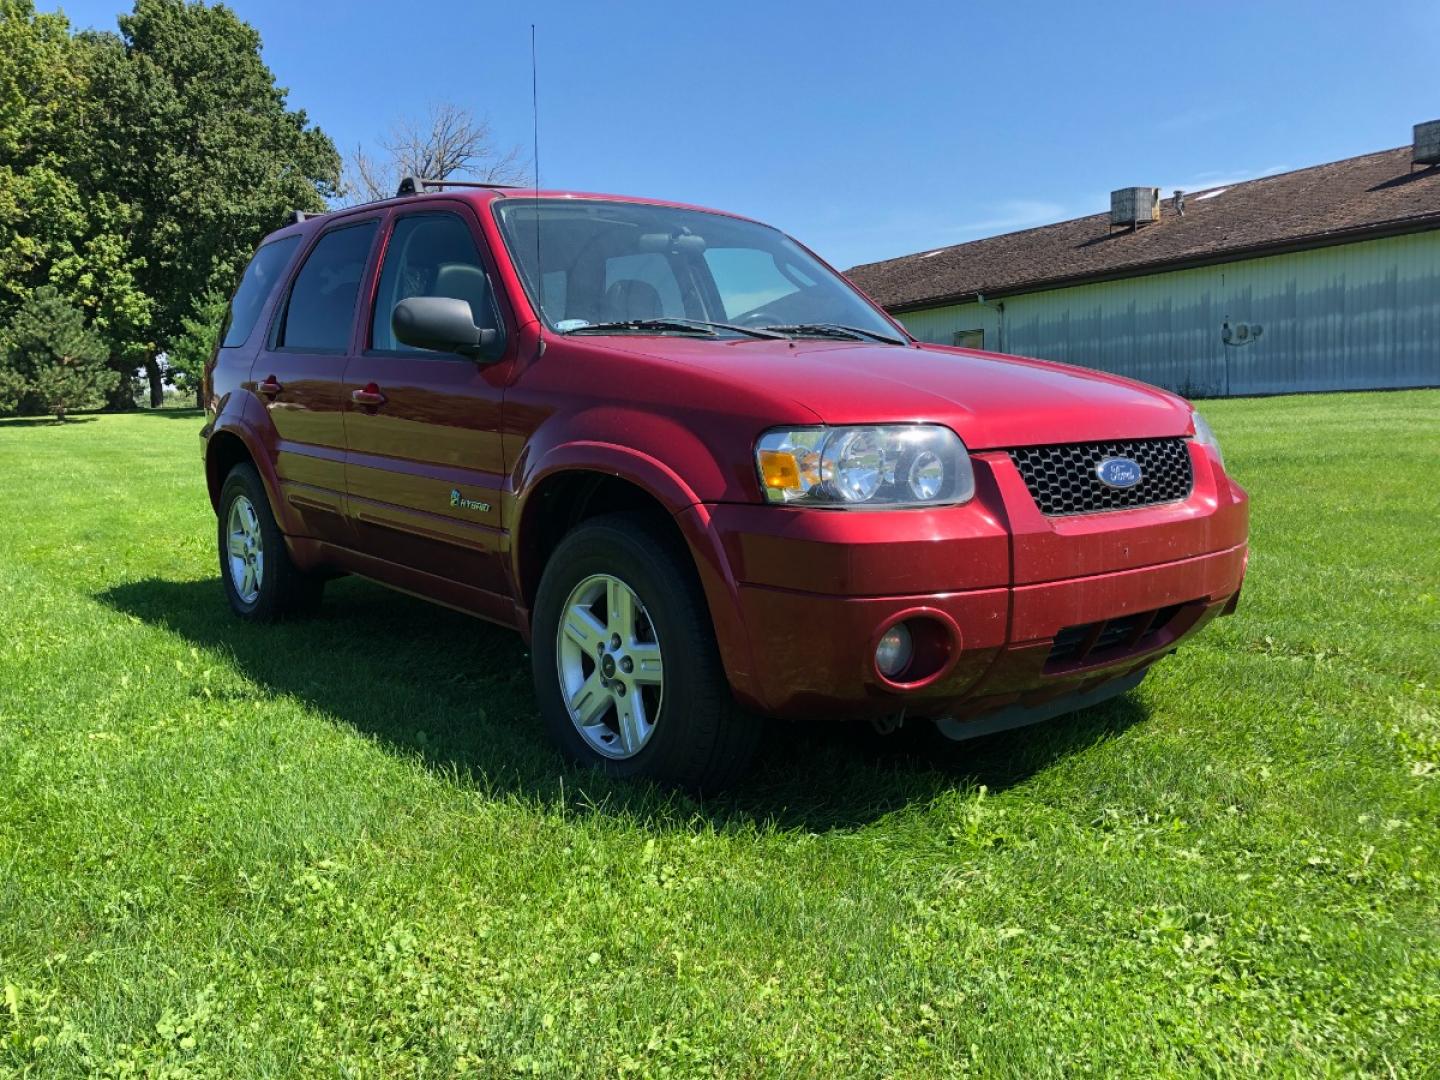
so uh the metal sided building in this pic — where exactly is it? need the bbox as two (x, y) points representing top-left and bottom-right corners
(846, 123), (1440, 397)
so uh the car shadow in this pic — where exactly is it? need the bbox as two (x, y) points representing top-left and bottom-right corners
(99, 576), (1150, 833)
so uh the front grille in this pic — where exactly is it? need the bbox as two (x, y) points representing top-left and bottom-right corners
(1009, 437), (1193, 515)
(1047, 603), (1188, 669)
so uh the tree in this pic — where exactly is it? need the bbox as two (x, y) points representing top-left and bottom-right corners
(87, 0), (341, 406)
(0, 3), (152, 407)
(0, 354), (23, 415)
(0, 1), (339, 411)
(1, 286), (117, 419)
(167, 287), (228, 407)
(346, 102), (525, 204)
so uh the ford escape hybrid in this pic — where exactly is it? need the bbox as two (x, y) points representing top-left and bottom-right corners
(201, 180), (1248, 790)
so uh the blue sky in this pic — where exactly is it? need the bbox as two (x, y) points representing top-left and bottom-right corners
(44, 0), (1440, 269)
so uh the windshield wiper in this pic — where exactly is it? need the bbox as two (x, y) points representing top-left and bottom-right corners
(561, 318), (786, 340)
(766, 323), (905, 345)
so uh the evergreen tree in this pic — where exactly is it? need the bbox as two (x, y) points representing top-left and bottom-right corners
(0, 353), (23, 415)
(2, 286), (118, 419)
(167, 287), (229, 407)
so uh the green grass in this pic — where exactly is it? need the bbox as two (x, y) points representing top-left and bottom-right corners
(1, 392), (1437, 1077)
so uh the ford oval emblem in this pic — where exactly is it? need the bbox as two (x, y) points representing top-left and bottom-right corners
(1096, 456), (1143, 489)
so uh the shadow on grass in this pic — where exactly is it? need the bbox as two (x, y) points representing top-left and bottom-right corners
(133, 408), (205, 420)
(2, 409), (202, 428)
(100, 575), (1149, 832)
(0, 415), (100, 427)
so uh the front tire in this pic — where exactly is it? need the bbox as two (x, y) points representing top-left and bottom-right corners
(531, 513), (762, 792)
(217, 463), (324, 621)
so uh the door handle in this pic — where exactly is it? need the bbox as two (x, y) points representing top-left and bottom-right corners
(351, 383), (387, 408)
(257, 375), (282, 397)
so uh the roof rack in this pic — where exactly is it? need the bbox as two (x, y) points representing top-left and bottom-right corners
(283, 176), (518, 226)
(396, 175), (522, 196)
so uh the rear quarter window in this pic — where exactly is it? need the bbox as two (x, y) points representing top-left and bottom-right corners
(222, 235), (300, 348)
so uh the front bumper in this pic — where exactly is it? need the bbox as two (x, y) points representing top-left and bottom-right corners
(683, 442), (1248, 724)
(726, 541), (1244, 720)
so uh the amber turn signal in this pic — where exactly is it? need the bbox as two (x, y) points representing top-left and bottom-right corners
(758, 449), (802, 490)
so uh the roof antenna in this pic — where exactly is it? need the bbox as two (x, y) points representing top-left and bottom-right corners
(531, 24), (545, 334)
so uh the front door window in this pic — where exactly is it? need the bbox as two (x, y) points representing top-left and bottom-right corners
(370, 213), (495, 353)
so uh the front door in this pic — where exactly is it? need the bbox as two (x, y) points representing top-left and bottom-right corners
(254, 217), (380, 545)
(341, 204), (513, 608)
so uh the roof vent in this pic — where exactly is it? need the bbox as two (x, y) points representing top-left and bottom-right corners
(1414, 120), (1440, 167)
(1110, 186), (1160, 231)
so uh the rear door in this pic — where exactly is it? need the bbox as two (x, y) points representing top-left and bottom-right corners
(340, 203), (514, 605)
(255, 217), (381, 545)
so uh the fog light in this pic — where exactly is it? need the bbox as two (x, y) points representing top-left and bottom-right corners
(875, 622), (914, 678)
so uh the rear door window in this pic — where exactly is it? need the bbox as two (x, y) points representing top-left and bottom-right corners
(222, 235), (299, 348)
(275, 221), (378, 352)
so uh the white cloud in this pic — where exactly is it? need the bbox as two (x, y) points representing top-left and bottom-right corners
(945, 199), (1071, 237)
(832, 199), (1074, 267)
(1158, 163), (1293, 196)
(1152, 104), (1235, 134)
(831, 161), (1297, 267)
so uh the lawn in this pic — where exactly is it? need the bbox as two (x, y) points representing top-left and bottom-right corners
(1, 391), (1437, 1076)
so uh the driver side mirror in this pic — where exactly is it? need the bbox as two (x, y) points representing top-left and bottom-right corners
(392, 296), (504, 363)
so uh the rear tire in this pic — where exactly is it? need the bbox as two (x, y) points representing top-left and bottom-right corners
(531, 512), (762, 792)
(217, 463), (325, 621)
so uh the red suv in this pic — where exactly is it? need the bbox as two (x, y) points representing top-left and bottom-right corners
(202, 181), (1248, 789)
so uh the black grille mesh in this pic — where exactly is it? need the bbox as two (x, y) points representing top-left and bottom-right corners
(1008, 438), (1194, 515)
(1048, 603), (1187, 667)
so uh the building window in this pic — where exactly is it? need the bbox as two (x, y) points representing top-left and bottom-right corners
(953, 329), (985, 350)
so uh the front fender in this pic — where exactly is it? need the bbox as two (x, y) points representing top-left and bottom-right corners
(508, 437), (765, 709)
(513, 439), (703, 519)
(506, 437), (704, 607)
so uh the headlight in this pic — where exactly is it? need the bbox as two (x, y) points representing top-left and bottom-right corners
(1190, 411), (1225, 469)
(756, 424), (975, 508)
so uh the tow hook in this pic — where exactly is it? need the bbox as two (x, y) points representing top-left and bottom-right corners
(869, 711), (906, 736)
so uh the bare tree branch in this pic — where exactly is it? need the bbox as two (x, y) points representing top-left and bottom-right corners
(346, 146), (393, 203)
(341, 102), (527, 205)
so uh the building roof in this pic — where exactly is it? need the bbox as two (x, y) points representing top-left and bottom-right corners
(846, 146), (1440, 312)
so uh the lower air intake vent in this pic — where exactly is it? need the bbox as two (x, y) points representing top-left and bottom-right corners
(1047, 602), (1190, 670)
(1009, 437), (1193, 515)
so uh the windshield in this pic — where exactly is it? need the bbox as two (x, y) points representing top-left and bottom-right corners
(493, 199), (903, 342)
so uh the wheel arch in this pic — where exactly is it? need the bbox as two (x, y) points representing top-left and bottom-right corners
(203, 421), (298, 535)
(510, 444), (763, 709)
(514, 467), (690, 616)
(205, 430), (255, 511)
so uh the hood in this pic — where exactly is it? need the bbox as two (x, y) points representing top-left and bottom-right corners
(586, 337), (1193, 449)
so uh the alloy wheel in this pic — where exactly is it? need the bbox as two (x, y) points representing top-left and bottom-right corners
(226, 494), (264, 604)
(555, 573), (665, 759)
